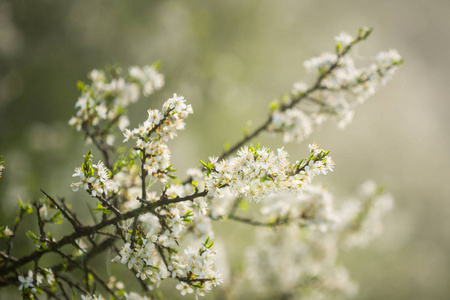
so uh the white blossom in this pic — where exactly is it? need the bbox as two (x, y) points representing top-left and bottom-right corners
(68, 64), (164, 139)
(18, 271), (35, 292)
(124, 292), (151, 300)
(268, 31), (402, 142)
(3, 226), (13, 237)
(113, 230), (162, 283)
(18, 269), (55, 293)
(270, 109), (314, 143)
(71, 156), (119, 197)
(205, 143), (334, 202)
(335, 32), (354, 47)
(261, 185), (339, 232)
(339, 181), (394, 248)
(169, 244), (222, 298)
(81, 294), (105, 300)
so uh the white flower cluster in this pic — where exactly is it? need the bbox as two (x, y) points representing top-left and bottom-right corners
(139, 186), (213, 243)
(124, 292), (151, 300)
(375, 49), (403, 84)
(244, 226), (357, 300)
(339, 180), (394, 248)
(114, 220), (221, 297)
(1, 225), (13, 238)
(334, 32), (353, 47)
(129, 65), (165, 96)
(170, 245), (223, 297)
(106, 276), (151, 300)
(261, 184), (339, 232)
(209, 188), (235, 219)
(271, 109), (315, 143)
(18, 269), (55, 293)
(268, 29), (402, 142)
(123, 93), (193, 179)
(304, 52), (338, 74)
(239, 180), (393, 299)
(205, 143), (334, 202)
(81, 294), (105, 300)
(71, 157), (119, 197)
(68, 64), (164, 140)
(0, 164), (4, 178)
(113, 229), (162, 283)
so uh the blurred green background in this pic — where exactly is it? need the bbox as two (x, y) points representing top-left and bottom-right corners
(1, 0), (450, 299)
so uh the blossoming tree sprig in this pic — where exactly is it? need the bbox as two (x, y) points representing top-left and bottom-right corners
(69, 64), (164, 168)
(204, 142), (334, 202)
(0, 27), (401, 300)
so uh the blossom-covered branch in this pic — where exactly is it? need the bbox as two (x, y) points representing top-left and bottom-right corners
(0, 27), (401, 300)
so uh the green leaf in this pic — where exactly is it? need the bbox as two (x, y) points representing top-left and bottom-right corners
(260, 175), (273, 183)
(336, 42), (343, 54)
(26, 230), (38, 241)
(152, 60), (162, 70)
(93, 202), (111, 214)
(239, 200), (248, 211)
(199, 160), (210, 170)
(202, 236), (214, 249)
(76, 81), (85, 92)
(18, 198), (33, 214)
(269, 100), (280, 111)
(193, 283), (205, 289)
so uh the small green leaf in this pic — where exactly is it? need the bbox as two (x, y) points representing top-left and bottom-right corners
(26, 230), (38, 241)
(336, 42), (343, 54)
(193, 283), (205, 289)
(239, 200), (248, 211)
(260, 175), (273, 183)
(269, 100), (280, 111)
(76, 81), (85, 92)
(199, 160), (209, 170)
(152, 61), (162, 70)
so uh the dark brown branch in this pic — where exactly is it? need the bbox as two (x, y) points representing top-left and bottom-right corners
(0, 190), (208, 276)
(55, 250), (115, 297)
(217, 33), (368, 162)
(228, 215), (289, 227)
(41, 190), (81, 230)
